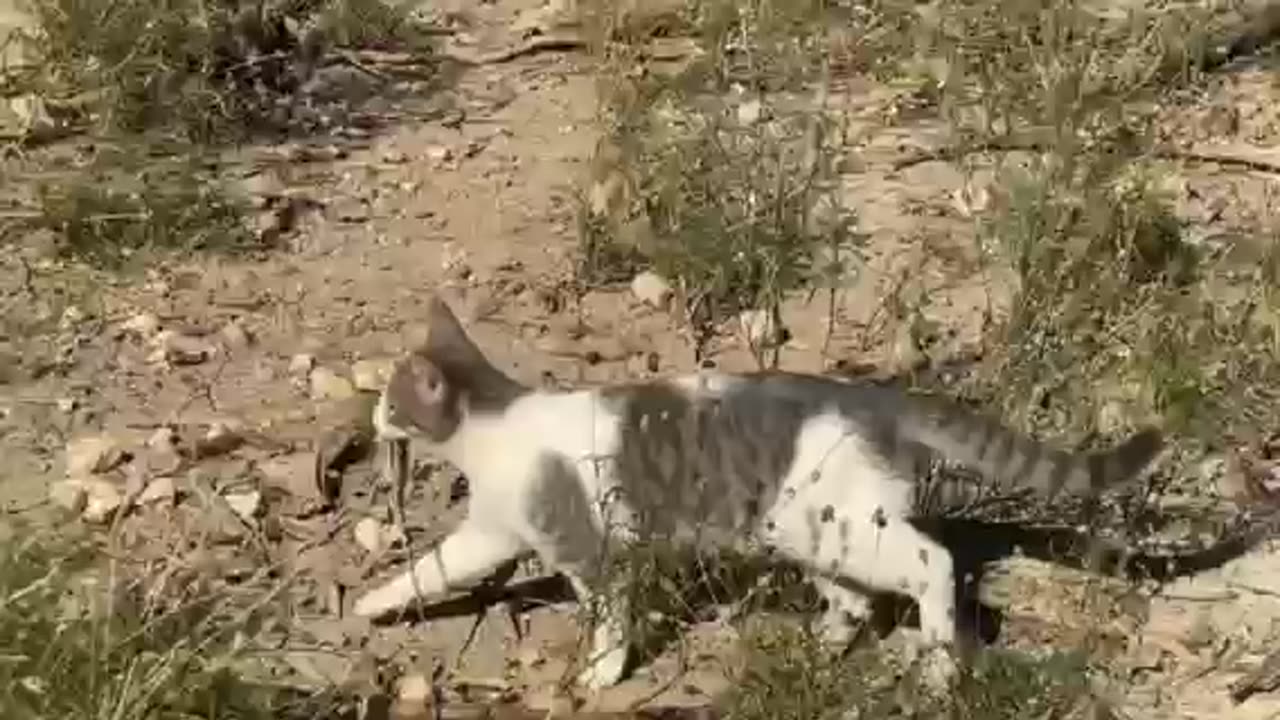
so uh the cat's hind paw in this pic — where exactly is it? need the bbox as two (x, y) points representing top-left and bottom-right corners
(575, 645), (629, 690)
(918, 645), (959, 696)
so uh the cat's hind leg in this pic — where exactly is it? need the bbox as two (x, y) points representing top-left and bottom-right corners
(372, 389), (413, 535)
(768, 437), (958, 688)
(781, 508), (959, 690)
(789, 509), (956, 647)
(811, 575), (874, 647)
(561, 569), (631, 690)
(352, 519), (526, 619)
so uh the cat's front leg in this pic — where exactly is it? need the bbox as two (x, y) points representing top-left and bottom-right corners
(372, 389), (413, 534)
(378, 437), (410, 527)
(353, 519), (525, 619)
(562, 572), (632, 690)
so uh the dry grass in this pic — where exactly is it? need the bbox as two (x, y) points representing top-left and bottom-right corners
(726, 621), (1098, 720)
(25, 145), (259, 267)
(0, 518), (355, 720)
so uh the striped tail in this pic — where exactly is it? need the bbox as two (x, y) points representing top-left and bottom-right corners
(900, 396), (1164, 500)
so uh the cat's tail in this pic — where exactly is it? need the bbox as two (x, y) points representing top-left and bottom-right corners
(901, 397), (1164, 500)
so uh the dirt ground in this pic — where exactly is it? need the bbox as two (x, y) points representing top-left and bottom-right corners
(6, 0), (1280, 717)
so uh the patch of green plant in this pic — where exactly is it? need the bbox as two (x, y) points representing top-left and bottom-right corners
(580, 0), (863, 363)
(319, 0), (420, 49)
(724, 621), (1099, 720)
(27, 144), (258, 267)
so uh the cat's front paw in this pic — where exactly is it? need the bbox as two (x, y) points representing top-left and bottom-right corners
(352, 587), (401, 619)
(575, 646), (629, 690)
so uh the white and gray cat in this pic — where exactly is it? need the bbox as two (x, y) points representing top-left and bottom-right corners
(352, 295), (1163, 689)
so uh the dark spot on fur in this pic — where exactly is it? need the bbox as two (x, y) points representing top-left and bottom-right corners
(820, 505), (835, 523)
(765, 520), (776, 532)
(809, 470), (821, 483)
(449, 475), (469, 506)
(946, 607), (955, 620)
(871, 507), (888, 528)
(917, 582), (929, 596)
(918, 548), (929, 566)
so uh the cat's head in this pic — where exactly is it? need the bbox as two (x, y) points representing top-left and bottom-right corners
(382, 293), (525, 442)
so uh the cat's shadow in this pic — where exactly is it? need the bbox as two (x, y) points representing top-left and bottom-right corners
(367, 517), (1264, 670)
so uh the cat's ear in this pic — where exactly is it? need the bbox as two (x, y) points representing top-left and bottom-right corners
(405, 353), (449, 407)
(411, 292), (487, 367)
(385, 352), (458, 439)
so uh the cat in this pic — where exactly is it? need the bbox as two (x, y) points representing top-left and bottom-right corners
(352, 294), (1164, 690)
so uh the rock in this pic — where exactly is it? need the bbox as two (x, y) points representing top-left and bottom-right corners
(310, 367), (356, 401)
(353, 517), (406, 556)
(333, 198), (370, 224)
(950, 181), (991, 219)
(354, 517), (385, 555)
(196, 422), (244, 459)
(81, 480), (124, 523)
(440, 243), (469, 278)
(224, 490), (262, 522)
(219, 320), (254, 349)
(425, 145), (453, 165)
(254, 201), (300, 244)
(257, 452), (326, 508)
(148, 426), (178, 450)
(392, 673), (432, 720)
(289, 353), (316, 375)
(65, 434), (127, 477)
(242, 170), (285, 208)
(140, 431), (184, 475)
(351, 358), (396, 392)
(3, 93), (56, 141)
(151, 330), (216, 366)
(58, 304), (85, 331)
(49, 479), (87, 514)
(630, 271), (674, 310)
(121, 312), (162, 339)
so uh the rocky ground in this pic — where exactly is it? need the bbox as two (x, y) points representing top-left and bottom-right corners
(5, 0), (1280, 718)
